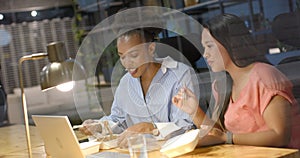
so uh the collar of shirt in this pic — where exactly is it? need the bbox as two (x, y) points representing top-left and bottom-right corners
(155, 56), (178, 74)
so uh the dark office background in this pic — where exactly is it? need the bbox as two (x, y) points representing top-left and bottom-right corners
(0, 0), (299, 93)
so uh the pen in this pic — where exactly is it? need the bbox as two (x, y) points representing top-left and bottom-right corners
(72, 122), (102, 130)
(73, 124), (84, 129)
(182, 82), (187, 108)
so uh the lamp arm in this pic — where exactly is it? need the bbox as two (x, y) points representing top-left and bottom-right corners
(18, 53), (47, 158)
(21, 53), (48, 60)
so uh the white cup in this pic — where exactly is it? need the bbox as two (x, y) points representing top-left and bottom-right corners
(127, 134), (148, 158)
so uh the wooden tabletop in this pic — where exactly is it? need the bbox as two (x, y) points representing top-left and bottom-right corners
(0, 125), (299, 158)
(178, 144), (300, 158)
(0, 125), (47, 158)
(103, 144), (300, 158)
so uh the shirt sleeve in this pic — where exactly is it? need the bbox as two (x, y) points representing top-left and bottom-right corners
(100, 86), (127, 134)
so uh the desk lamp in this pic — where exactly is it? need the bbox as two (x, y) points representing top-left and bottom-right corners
(18, 41), (84, 158)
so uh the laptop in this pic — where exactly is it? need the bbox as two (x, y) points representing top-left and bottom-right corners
(32, 115), (100, 158)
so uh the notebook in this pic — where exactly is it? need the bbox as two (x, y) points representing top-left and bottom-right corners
(32, 115), (100, 158)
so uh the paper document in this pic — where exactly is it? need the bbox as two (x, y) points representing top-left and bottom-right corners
(154, 122), (182, 140)
(79, 141), (100, 149)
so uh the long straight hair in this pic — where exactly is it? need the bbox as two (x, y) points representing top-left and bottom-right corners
(203, 14), (269, 127)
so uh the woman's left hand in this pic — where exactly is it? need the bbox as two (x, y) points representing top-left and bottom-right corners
(198, 128), (227, 146)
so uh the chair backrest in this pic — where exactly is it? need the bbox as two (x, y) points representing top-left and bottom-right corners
(272, 12), (300, 103)
(276, 58), (300, 102)
(157, 34), (202, 68)
(278, 55), (300, 65)
(272, 11), (300, 48)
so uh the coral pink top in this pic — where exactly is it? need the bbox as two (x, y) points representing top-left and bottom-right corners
(224, 62), (300, 149)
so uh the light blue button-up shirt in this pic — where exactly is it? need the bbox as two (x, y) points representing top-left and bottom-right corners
(101, 56), (198, 133)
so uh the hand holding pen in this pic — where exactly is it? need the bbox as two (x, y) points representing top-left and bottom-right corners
(172, 85), (199, 119)
(76, 119), (102, 136)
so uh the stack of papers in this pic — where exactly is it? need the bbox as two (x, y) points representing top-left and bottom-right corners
(154, 122), (182, 140)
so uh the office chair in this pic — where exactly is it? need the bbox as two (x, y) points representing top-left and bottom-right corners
(272, 11), (300, 48)
(272, 11), (300, 103)
(157, 33), (203, 69)
(276, 57), (300, 102)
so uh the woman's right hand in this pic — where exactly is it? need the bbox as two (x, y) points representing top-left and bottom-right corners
(79, 119), (102, 136)
(172, 87), (199, 116)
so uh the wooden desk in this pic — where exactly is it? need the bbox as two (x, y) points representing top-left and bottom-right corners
(1, 125), (299, 158)
(0, 125), (47, 158)
(177, 145), (300, 158)
(104, 144), (300, 158)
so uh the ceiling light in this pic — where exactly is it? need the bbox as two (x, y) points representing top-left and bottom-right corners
(31, 11), (37, 17)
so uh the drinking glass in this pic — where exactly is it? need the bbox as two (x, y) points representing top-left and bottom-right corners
(127, 134), (148, 158)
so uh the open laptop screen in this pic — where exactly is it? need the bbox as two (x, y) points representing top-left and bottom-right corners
(32, 115), (86, 158)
